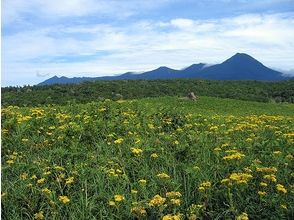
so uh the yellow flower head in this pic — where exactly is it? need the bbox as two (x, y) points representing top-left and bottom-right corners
(108, 201), (115, 206)
(258, 191), (267, 197)
(114, 194), (125, 202)
(151, 153), (158, 158)
(34, 211), (44, 220)
(157, 173), (170, 179)
(263, 174), (277, 182)
(131, 206), (147, 216)
(166, 191), (182, 198)
(170, 198), (181, 206)
(223, 152), (245, 160)
(131, 147), (143, 156)
(236, 212), (249, 220)
(276, 184), (287, 193)
(198, 181), (212, 191)
(162, 213), (182, 220)
(65, 177), (74, 185)
(131, 189), (138, 194)
(149, 194), (166, 207)
(138, 179), (147, 185)
(114, 138), (123, 144)
(37, 178), (46, 184)
(41, 188), (52, 195)
(59, 195), (70, 204)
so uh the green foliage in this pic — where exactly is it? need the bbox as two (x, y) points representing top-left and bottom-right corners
(2, 79), (294, 106)
(2, 97), (294, 219)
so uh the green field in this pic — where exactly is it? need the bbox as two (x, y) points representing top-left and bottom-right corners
(1, 96), (294, 219)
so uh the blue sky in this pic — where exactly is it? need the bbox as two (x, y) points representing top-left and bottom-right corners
(2, 0), (294, 86)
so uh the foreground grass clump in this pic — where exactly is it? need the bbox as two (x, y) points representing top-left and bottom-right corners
(1, 97), (294, 219)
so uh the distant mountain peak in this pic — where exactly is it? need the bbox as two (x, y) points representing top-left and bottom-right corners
(38, 53), (288, 85)
(156, 66), (173, 71)
(222, 53), (263, 66)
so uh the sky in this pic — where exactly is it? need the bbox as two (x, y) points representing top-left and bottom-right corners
(2, 0), (294, 86)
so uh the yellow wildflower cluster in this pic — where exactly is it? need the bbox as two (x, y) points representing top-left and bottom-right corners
(162, 213), (182, 220)
(256, 167), (277, 173)
(34, 211), (44, 220)
(276, 184), (287, 193)
(131, 206), (147, 216)
(223, 151), (245, 161)
(157, 173), (170, 179)
(198, 181), (212, 192)
(263, 174), (277, 182)
(131, 147), (143, 156)
(236, 212), (249, 220)
(166, 191), (182, 198)
(59, 196), (70, 204)
(114, 138), (123, 144)
(222, 172), (253, 185)
(138, 179), (147, 185)
(148, 194), (166, 207)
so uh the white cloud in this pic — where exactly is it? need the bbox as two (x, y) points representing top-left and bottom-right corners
(2, 12), (294, 86)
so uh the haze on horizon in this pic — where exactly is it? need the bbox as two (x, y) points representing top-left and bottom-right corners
(2, 0), (294, 86)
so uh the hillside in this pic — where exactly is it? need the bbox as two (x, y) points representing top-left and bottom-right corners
(2, 79), (294, 106)
(38, 53), (288, 85)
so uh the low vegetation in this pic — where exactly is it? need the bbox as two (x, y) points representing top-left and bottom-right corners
(2, 79), (294, 106)
(2, 96), (294, 219)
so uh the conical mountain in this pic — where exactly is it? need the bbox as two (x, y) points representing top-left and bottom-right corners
(198, 53), (285, 80)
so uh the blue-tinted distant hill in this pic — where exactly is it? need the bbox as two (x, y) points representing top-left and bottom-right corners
(38, 53), (288, 85)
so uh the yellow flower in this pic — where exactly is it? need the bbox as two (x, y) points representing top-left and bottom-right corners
(170, 198), (181, 206)
(236, 212), (249, 220)
(20, 173), (28, 180)
(37, 178), (45, 184)
(114, 138), (123, 144)
(109, 201), (115, 206)
(6, 160), (14, 165)
(131, 147), (143, 156)
(54, 166), (65, 171)
(131, 206), (147, 216)
(59, 195), (70, 204)
(162, 213), (182, 220)
(198, 186), (205, 192)
(280, 204), (287, 209)
(258, 191), (266, 197)
(131, 189), (138, 194)
(263, 174), (277, 182)
(34, 211), (44, 220)
(43, 171), (51, 176)
(276, 184), (287, 193)
(223, 152), (245, 160)
(114, 194), (125, 202)
(166, 191), (182, 198)
(157, 173), (170, 179)
(256, 167), (277, 173)
(151, 153), (158, 158)
(138, 179), (147, 185)
(273, 151), (282, 156)
(198, 181), (212, 191)
(65, 177), (74, 185)
(229, 173), (253, 184)
(41, 188), (52, 195)
(148, 194), (166, 207)
(260, 182), (268, 187)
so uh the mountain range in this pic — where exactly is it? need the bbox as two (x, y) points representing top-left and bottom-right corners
(38, 53), (289, 85)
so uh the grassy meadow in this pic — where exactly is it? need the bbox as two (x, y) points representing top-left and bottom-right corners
(1, 96), (294, 219)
